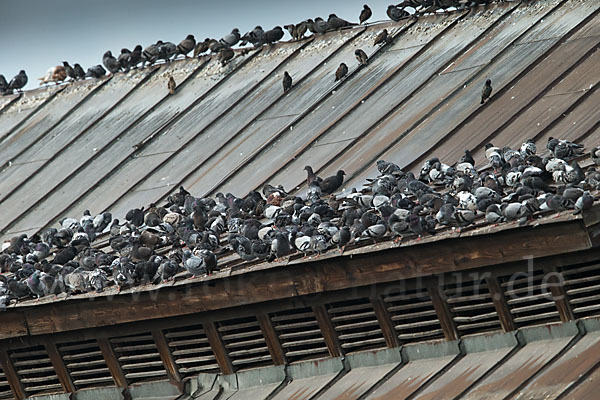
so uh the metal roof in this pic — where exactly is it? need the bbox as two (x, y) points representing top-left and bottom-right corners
(0, 0), (597, 242)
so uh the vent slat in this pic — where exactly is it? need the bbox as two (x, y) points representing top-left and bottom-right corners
(506, 293), (554, 304)
(270, 308), (329, 363)
(58, 339), (114, 390)
(110, 333), (168, 385)
(10, 346), (62, 396)
(513, 311), (560, 323)
(164, 324), (219, 377)
(217, 316), (273, 371)
(327, 298), (386, 353)
(62, 350), (103, 361)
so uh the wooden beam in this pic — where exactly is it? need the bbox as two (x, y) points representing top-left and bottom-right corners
(425, 277), (458, 341)
(256, 313), (286, 365)
(1, 218), (593, 339)
(486, 276), (516, 332)
(151, 330), (182, 392)
(43, 340), (76, 394)
(203, 321), (234, 375)
(0, 349), (25, 400)
(0, 311), (28, 340)
(97, 338), (128, 388)
(312, 305), (343, 357)
(370, 297), (400, 348)
(543, 266), (575, 323)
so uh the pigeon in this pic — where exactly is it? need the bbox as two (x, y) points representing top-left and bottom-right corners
(591, 147), (600, 166)
(103, 51), (121, 74)
(168, 76), (176, 95)
(118, 48), (132, 71)
(193, 38), (212, 57)
(520, 139), (537, 159)
(143, 42), (160, 67)
(8, 70), (28, 93)
(575, 191), (594, 213)
(374, 29), (391, 46)
(328, 14), (352, 30)
(63, 62), (77, 80)
(481, 79), (492, 104)
(26, 271), (47, 299)
(177, 34), (196, 57)
(335, 63), (348, 81)
(284, 22), (309, 41)
(73, 63), (86, 80)
(283, 71), (292, 93)
(220, 29), (240, 47)
(129, 45), (143, 68)
(308, 18), (330, 34)
(38, 66), (67, 85)
(320, 170), (346, 195)
(183, 250), (206, 277)
(85, 64), (107, 79)
(387, 5), (408, 21)
(262, 26), (284, 45)
(240, 26), (264, 46)
(218, 47), (235, 66)
(0, 74), (7, 94)
(359, 4), (372, 24)
(158, 42), (178, 62)
(355, 49), (368, 65)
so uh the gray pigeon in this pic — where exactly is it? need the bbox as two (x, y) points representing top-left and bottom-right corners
(327, 14), (352, 30)
(85, 65), (107, 78)
(62, 62), (77, 80)
(142, 41), (161, 67)
(220, 29), (240, 47)
(73, 63), (86, 79)
(158, 41), (177, 62)
(387, 5), (408, 21)
(183, 249), (206, 277)
(103, 51), (121, 74)
(117, 48), (132, 72)
(0, 74), (7, 94)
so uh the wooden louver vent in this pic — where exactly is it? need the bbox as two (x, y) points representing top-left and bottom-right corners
(498, 269), (561, 328)
(9, 346), (62, 397)
(559, 262), (600, 319)
(109, 333), (167, 384)
(57, 339), (114, 390)
(163, 324), (219, 377)
(217, 315), (273, 370)
(383, 286), (444, 343)
(269, 307), (330, 363)
(0, 367), (13, 400)
(327, 297), (387, 353)
(444, 278), (502, 336)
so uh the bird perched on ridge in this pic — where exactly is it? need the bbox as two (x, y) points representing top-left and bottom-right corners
(85, 65), (106, 79)
(481, 79), (492, 104)
(387, 5), (409, 21)
(359, 4), (372, 24)
(168, 76), (176, 95)
(73, 63), (86, 80)
(118, 48), (132, 72)
(374, 29), (391, 46)
(220, 29), (241, 47)
(63, 62), (77, 81)
(8, 70), (27, 93)
(0, 75), (8, 94)
(177, 34), (196, 57)
(103, 51), (121, 74)
(335, 63), (348, 81)
(193, 38), (212, 57)
(283, 71), (292, 93)
(355, 49), (368, 65)
(38, 66), (66, 85)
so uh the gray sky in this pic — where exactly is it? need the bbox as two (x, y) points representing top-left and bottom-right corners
(0, 0), (393, 90)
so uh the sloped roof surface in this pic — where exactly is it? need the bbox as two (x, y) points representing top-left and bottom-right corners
(0, 0), (597, 243)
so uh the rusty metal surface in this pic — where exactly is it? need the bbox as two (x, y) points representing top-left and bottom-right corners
(461, 336), (577, 400)
(341, 0), (599, 189)
(270, 373), (339, 400)
(316, 363), (400, 400)
(411, 348), (513, 400)
(514, 331), (600, 400)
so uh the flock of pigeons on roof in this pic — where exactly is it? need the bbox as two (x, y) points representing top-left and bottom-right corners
(1, 134), (599, 306)
(0, 0), (495, 94)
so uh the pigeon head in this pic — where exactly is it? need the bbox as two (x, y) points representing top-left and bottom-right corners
(186, 34), (195, 40)
(120, 48), (130, 54)
(104, 51), (113, 58)
(62, 61), (70, 67)
(134, 44), (142, 51)
(485, 79), (491, 85)
(232, 28), (239, 34)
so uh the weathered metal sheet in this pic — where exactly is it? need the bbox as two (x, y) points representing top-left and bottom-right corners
(209, 13), (466, 196)
(93, 28), (367, 221)
(514, 331), (600, 400)
(60, 43), (300, 228)
(318, 363), (400, 400)
(0, 79), (104, 200)
(185, 22), (413, 196)
(340, 0), (598, 189)
(364, 355), (456, 400)
(271, 357), (345, 400)
(412, 348), (513, 400)
(0, 85), (64, 155)
(439, 14), (600, 168)
(0, 58), (215, 237)
(264, 3), (530, 194)
(462, 336), (577, 399)
(0, 67), (159, 235)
